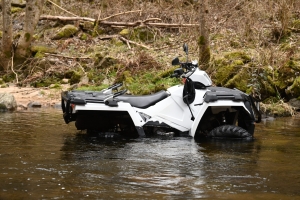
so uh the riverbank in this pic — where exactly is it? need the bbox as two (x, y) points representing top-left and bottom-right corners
(0, 84), (67, 110)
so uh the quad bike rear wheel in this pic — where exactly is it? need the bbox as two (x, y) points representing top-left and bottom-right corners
(208, 125), (253, 140)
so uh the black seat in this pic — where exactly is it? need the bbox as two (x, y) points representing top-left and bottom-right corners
(115, 90), (169, 108)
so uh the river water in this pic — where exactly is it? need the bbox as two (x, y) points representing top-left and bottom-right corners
(0, 109), (299, 199)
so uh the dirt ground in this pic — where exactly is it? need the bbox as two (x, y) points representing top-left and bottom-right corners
(0, 84), (69, 109)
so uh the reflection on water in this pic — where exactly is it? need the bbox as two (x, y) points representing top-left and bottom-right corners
(0, 109), (299, 199)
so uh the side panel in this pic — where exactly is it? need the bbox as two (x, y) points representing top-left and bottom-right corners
(74, 102), (145, 127)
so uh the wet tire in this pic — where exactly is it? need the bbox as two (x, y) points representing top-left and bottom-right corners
(208, 125), (253, 140)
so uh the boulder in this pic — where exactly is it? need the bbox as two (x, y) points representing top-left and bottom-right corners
(288, 98), (300, 111)
(0, 93), (17, 112)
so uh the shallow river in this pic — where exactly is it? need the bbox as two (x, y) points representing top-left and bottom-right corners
(0, 109), (299, 199)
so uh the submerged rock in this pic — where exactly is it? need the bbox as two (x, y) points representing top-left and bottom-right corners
(27, 101), (42, 108)
(0, 93), (17, 112)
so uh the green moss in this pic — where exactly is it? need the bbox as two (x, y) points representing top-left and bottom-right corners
(224, 51), (251, 63)
(31, 77), (61, 88)
(77, 85), (109, 91)
(52, 25), (79, 40)
(80, 33), (88, 40)
(50, 83), (62, 89)
(273, 60), (298, 91)
(31, 45), (56, 58)
(111, 38), (124, 46)
(25, 32), (31, 42)
(0, 31), (2, 38)
(286, 76), (300, 97)
(2, 74), (14, 83)
(119, 29), (130, 36)
(224, 67), (249, 91)
(11, 7), (22, 13)
(70, 71), (81, 85)
(198, 36), (205, 45)
(130, 28), (154, 42)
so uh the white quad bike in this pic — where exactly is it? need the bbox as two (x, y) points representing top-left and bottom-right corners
(61, 44), (261, 139)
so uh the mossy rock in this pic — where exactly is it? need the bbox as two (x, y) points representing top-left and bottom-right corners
(31, 45), (56, 58)
(11, 6), (22, 13)
(130, 28), (154, 42)
(31, 77), (61, 88)
(286, 76), (300, 98)
(94, 53), (117, 69)
(119, 29), (130, 36)
(80, 33), (88, 40)
(51, 24), (79, 40)
(80, 21), (94, 31)
(2, 74), (15, 83)
(211, 51), (252, 86)
(70, 71), (82, 85)
(273, 60), (298, 91)
(224, 66), (250, 91)
(0, 31), (2, 38)
(111, 38), (124, 46)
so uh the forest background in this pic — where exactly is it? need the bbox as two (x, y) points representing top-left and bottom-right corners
(0, 0), (300, 116)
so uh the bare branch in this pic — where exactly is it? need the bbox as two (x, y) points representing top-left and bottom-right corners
(46, 0), (79, 17)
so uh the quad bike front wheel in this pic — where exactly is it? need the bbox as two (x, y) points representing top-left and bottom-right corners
(208, 125), (253, 140)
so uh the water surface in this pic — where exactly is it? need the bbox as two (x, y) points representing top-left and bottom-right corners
(0, 109), (299, 199)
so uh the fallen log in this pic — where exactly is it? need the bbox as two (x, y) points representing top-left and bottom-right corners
(39, 15), (199, 28)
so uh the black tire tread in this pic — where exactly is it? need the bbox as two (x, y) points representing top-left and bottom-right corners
(208, 125), (253, 139)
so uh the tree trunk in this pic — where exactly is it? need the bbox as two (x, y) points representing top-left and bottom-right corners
(15, 0), (45, 59)
(1, 0), (13, 71)
(198, 0), (210, 69)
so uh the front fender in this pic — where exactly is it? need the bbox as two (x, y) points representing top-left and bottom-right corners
(189, 101), (250, 137)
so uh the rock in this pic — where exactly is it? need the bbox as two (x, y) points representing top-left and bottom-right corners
(51, 24), (79, 40)
(288, 98), (300, 111)
(11, 0), (26, 8)
(27, 101), (42, 108)
(17, 104), (28, 111)
(62, 79), (69, 84)
(79, 75), (89, 86)
(0, 93), (17, 112)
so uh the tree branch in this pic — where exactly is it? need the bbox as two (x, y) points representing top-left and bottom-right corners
(46, 0), (78, 17)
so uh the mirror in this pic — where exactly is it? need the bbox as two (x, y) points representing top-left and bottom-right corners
(183, 43), (188, 55)
(172, 57), (180, 65)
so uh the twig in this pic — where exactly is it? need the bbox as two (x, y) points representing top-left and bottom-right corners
(46, 0), (79, 17)
(100, 10), (142, 21)
(11, 50), (18, 84)
(44, 53), (92, 59)
(119, 37), (150, 49)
